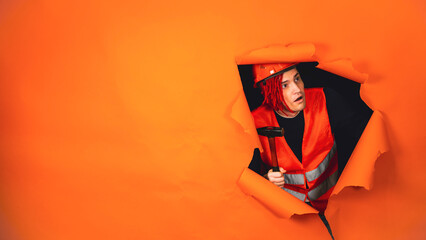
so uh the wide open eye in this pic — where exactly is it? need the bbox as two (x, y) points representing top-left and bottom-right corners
(282, 83), (287, 88)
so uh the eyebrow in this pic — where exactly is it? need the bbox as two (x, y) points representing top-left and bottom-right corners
(281, 73), (300, 83)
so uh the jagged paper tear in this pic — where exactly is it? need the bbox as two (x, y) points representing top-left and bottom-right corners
(235, 43), (317, 65)
(230, 90), (262, 149)
(332, 111), (389, 194)
(235, 44), (389, 218)
(316, 59), (369, 84)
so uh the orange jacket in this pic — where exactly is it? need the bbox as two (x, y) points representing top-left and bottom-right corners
(252, 88), (338, 212)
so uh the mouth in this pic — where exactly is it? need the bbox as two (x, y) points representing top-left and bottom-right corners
(294, 96), (303, 102)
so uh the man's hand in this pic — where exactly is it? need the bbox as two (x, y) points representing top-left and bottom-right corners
(267, 167), (286, 188)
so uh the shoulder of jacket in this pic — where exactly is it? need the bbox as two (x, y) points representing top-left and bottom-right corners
(305, 87), (324, 95)
(305, 87), (326, 100)
(252, 104), (272, 116)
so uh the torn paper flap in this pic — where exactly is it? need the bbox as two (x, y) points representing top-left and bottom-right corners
(236, 43), (317, 65)
(316, 59), (369, 83)
(230, 90), (262, 150)
(332, 111), (389, 196)
(238, 168), (318, 218)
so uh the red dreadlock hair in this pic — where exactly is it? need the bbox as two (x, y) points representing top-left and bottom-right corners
(259, 74), (294, 114)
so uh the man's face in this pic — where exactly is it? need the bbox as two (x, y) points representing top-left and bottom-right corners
(280, 68), (306, 115)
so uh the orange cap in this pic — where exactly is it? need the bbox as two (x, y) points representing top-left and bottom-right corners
(253, 63), (297, 86)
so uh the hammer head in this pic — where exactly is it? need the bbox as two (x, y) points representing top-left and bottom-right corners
(257, 126), (284, 137)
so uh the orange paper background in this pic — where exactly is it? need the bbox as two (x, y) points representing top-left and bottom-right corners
(0, 0), (425, 239)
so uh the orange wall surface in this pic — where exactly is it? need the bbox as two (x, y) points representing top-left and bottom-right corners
(0, 0), (425, 239)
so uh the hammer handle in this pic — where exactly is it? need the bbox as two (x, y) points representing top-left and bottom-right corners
(267, 137), (280, 172)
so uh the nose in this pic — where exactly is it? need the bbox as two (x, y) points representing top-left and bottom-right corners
(289, 81), (302, 93)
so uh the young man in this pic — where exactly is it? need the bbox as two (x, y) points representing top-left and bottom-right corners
(249, 63), (370, 213)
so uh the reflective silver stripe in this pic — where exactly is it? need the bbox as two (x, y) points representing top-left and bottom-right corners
(307, 170), (338, 201)
(305, 141), (337, 182)
(284, 173), (305, 185)
(282, 187), (306, 201)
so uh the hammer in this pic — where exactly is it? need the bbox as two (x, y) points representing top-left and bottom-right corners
(257, 127), (285, 172)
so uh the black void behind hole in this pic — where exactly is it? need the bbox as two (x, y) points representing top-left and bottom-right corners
(238, 62), (373, 176)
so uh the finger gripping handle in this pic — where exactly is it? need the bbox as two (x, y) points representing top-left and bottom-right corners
(272, 166), (280, 172)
